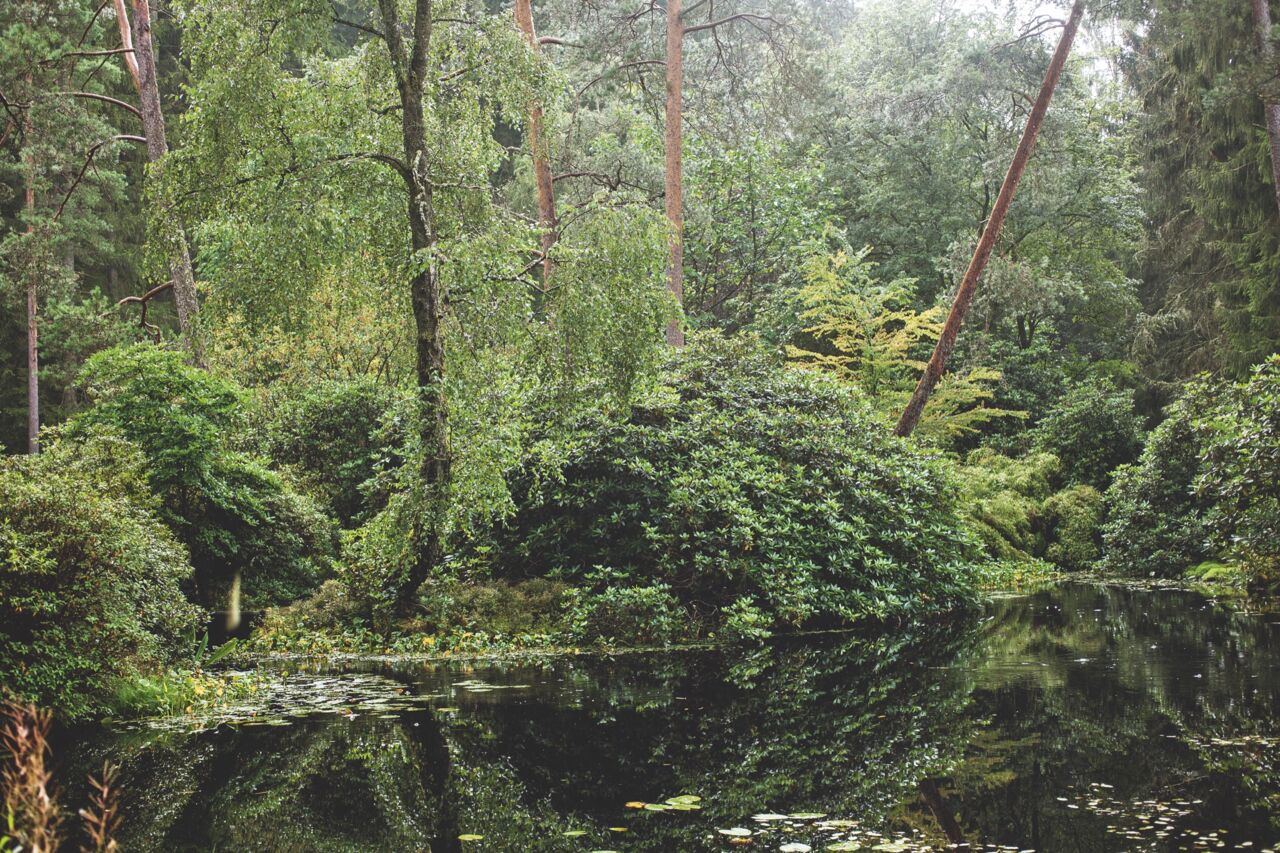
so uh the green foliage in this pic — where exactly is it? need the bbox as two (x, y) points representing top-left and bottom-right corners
(1198, 356), (1280, 589)
(1042, 485), (1104, 572)
(1031, 377), (1143, 490)
(483, 334), (979, 631)
(562, 583), (685, 646)
(1100, 385), (1216, 577)
(261, 379), (404, 527)
(957, 450), (1103, 572)
(0, 432), (204, 719)
(956, 450), (1059, 565)
(786, 245), (1020, 444)
(1103, 359), (1280, 589)
(69, 344), (337, 608)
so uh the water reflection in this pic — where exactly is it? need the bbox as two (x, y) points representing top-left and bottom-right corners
(65, 584), (1280, 851)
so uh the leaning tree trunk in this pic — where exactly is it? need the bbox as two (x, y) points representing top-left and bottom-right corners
(894, 0), (1085, 438)
(1252, 0), (1280, 218)
(376, 0), (453, 617)
(664, 0), (685, 346)
(114, 0), (202, 361)
(513, 0), (558, 289)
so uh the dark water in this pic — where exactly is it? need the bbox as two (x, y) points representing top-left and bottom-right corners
(62, 583), (1280, 852)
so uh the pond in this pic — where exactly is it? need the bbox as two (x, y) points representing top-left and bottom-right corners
(60, 583), (1280, 852)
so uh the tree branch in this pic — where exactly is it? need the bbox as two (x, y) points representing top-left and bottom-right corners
(116, 280), (173, 341)
(683, 13), (774, 35)
(57, 91), (142, 118)
(55, 134), (146, 221)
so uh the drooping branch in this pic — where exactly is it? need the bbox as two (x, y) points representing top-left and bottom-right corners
(683, 12), (775, 35)
(894, 0), (1086, 437)
(55, 134), (146, 220)
(57, 91), (141, 118)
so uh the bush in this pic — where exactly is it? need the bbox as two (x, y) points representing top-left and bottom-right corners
(1042, 485), (1103, 571)
(261, 379), (403, 527)
(69, 344), (337, 609)
(1100, 385), (1216, 577)
(955, 450), (1058, 564)
(957, 450), (1103, 571)
(562, 583), (685, 646)
(1199, 356), (1280, 589)
(1031, 376), (1143, 490)
(0, 433), (204, 719)
(481, 334), (979, 631)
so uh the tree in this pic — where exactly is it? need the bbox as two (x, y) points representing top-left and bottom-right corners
(1252, 0), (1280, 218)
(513, 0), (558, 288)
(0, 0), (134, 453)
(894, 0), (1086, 438)
(111, 0), (202, 358)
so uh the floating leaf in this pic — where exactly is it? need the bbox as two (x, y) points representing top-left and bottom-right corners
(790, 813), (827, 820)
(780, 845), (812, 853)
(825, 844), (863, 852)
(719, 828), (753, 837)
(753, 814), (791, 822)
(563, 830), (587, 837)
(643, 803), (670, 811)
(667, 795), (702, 805)
(607, 827), (628, 833)
(458, 834), (483, 842)
(624, 801), (647, 809)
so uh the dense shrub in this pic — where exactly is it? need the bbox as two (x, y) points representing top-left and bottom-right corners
(562, 583), (686, 646)
(0, 433), (204, 719)
(956, 450), (1058, 563)
(481, 334), (979, 630)
(69, 345), (337, 609)
(1030, 376), (1143, 489)
(1199, 356), (1280, 589)
(261, 379), (403, 527)
(957, 450), (1103, 570)
(1042, 485), (1103, 571)
(1100, 386), (1216, 577)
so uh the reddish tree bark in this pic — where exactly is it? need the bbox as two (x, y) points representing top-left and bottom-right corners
(513, 0), (558, 289)
(1252, 0), (1280, 218)
(894, 0), (1085, 438)
(664, 0), (685, 346)
(25, 156), (39, 455)
(114, 0), (202, 361)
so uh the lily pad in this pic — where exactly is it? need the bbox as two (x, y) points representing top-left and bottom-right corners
(719, 827), (753, 837)
(458, 834), (484, 842)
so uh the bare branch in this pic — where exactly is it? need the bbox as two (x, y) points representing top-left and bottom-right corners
(55, 134), (146, 221)
(683, 13), (775, 35)
(332, 15), (385, 38)
(57, 91), (142, 118)
(116, 280), (172, 341)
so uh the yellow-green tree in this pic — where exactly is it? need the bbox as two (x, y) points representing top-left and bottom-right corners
(787, 247), (1020, 443)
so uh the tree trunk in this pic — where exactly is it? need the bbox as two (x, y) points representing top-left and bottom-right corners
(513, 0), (557, 289)
(1252, 0), (1280, 218)
(664, 0), (685, 346)
(894, 0), (1084, 438)
(376, 0), (452, 617)
(24, 113), (39, 455)
(115, 0), (202, 361)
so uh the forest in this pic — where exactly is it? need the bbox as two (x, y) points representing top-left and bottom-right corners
(1, 0), (1279, 849)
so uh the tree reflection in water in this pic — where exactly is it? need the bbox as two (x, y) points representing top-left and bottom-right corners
(67, 584), (1279, 852)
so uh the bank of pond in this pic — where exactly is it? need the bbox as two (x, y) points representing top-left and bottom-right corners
(40, 583), (1280, 852)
